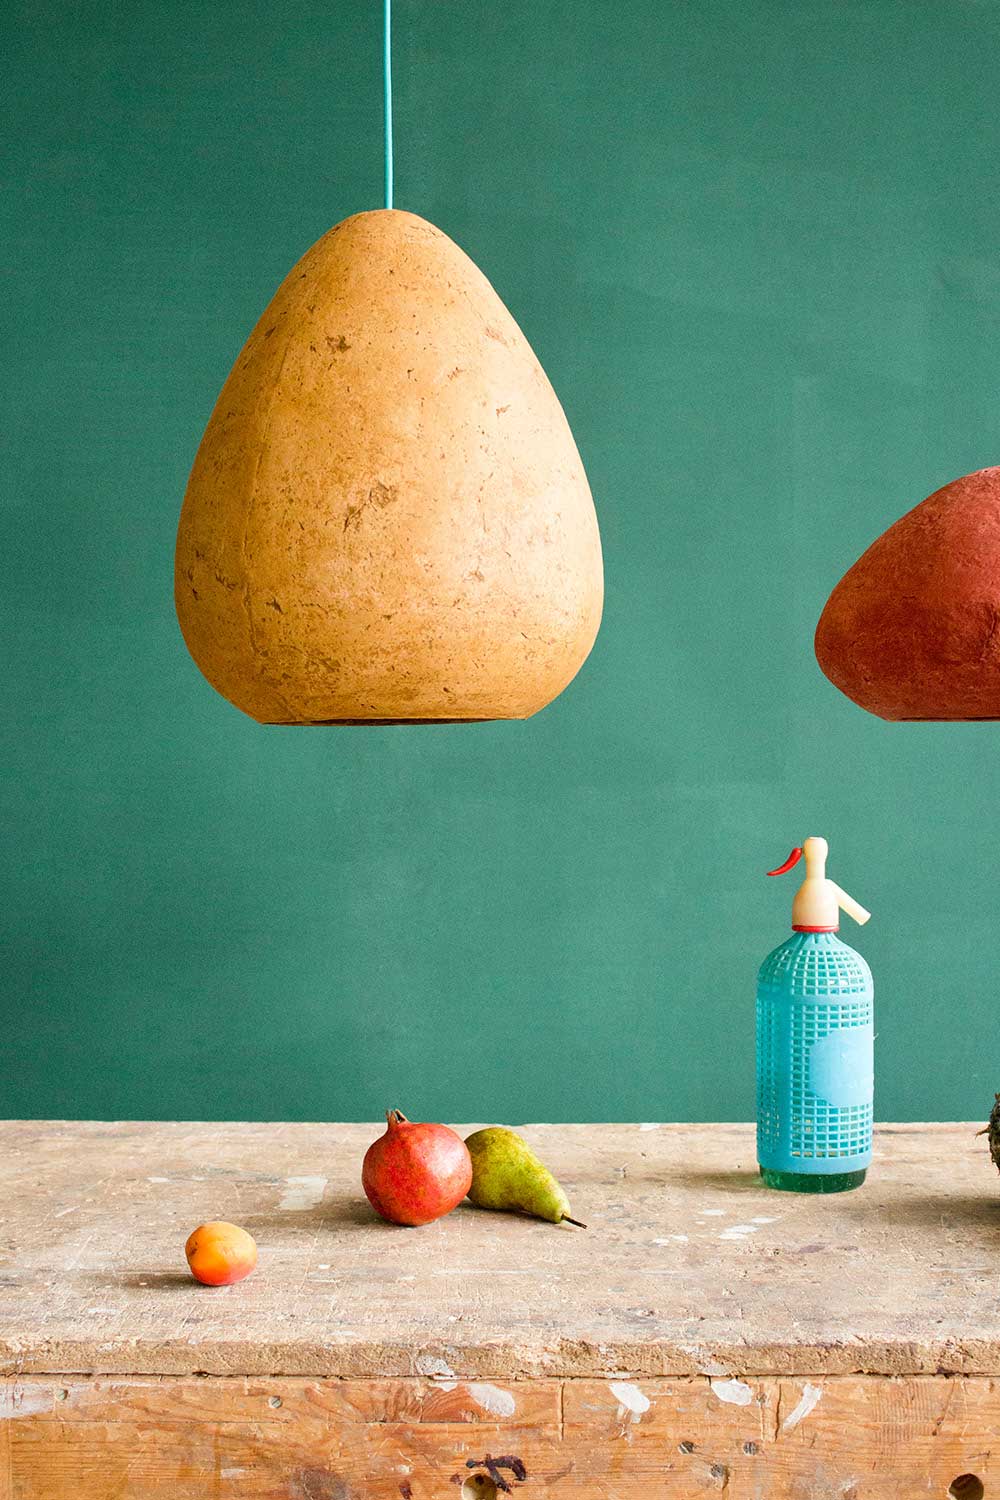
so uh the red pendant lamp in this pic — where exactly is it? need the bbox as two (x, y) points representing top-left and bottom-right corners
(815, 466), (1000, 720)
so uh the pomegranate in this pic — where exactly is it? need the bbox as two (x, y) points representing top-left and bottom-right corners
(362, 1109), (472, 1226)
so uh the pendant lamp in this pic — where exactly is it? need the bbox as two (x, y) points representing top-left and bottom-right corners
(174, 3), (602, 725)
(815, 466), (1000, 720)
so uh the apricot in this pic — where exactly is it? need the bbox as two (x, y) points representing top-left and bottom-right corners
(185, 1221), (257, 1286)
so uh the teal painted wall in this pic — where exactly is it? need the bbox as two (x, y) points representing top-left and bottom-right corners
(5, 0), (1000, 1123)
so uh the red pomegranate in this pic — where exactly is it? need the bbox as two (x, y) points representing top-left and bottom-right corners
(362, 1109), (472, 1226)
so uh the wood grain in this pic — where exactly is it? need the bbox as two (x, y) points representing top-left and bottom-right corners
(0, 1122), (997, 1379)
(2, 1374), (998, 1499)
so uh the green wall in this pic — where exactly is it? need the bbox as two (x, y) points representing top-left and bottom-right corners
(6, 0), (1000, 1123)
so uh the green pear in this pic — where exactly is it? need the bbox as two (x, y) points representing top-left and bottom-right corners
(464, 1127), (586, 1227)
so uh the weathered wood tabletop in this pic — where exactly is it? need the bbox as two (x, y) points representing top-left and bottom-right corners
(2, 1121), (999, 1500)
(1, 1120), (996, 1377)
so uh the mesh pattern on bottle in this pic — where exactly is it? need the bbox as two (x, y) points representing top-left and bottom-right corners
(757, 934), (873, 1165)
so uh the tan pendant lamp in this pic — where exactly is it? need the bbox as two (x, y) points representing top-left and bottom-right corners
(815, 466), (1000, 720)
(174, 9), (602, 726)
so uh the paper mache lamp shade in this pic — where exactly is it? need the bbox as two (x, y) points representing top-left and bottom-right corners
(815, 466), (1000, 721)
(175, 210), (604, 725)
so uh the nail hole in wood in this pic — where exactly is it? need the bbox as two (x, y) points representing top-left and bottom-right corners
(462, 1478), (497, 1500)
(678, 1440), (695, 1454)
(950, 1478), (985, 1500)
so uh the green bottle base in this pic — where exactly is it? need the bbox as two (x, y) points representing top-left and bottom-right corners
(759, 1165), (867, 1194)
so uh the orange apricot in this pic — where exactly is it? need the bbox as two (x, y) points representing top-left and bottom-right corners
(184, 1221), (257, 1286)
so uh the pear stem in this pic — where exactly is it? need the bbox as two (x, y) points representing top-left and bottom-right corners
(562, 1215), (587, 1229)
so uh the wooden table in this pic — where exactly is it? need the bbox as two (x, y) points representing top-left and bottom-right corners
(1, 1122), (997, 1499)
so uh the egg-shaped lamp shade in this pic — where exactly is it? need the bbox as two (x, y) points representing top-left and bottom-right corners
(174, 210), (603, 725)
(815, 466), (1000, 720)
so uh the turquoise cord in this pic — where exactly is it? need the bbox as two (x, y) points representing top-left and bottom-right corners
(384, 0), (393, 208)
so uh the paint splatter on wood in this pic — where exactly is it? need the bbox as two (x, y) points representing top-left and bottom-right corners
(710, 1377), (753, 1406)
(466, 1384), (516, 1417)
(278, 1176), (327, 1210)
(781, 1382), (823, 1430)
(609, 1381), (650, 1416)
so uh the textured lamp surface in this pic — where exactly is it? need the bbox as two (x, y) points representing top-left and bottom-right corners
(175, 210), (603, 724)
(815, 466), (1000, 720)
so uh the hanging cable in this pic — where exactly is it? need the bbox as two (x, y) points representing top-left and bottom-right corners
(384, 0), (393, 209)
